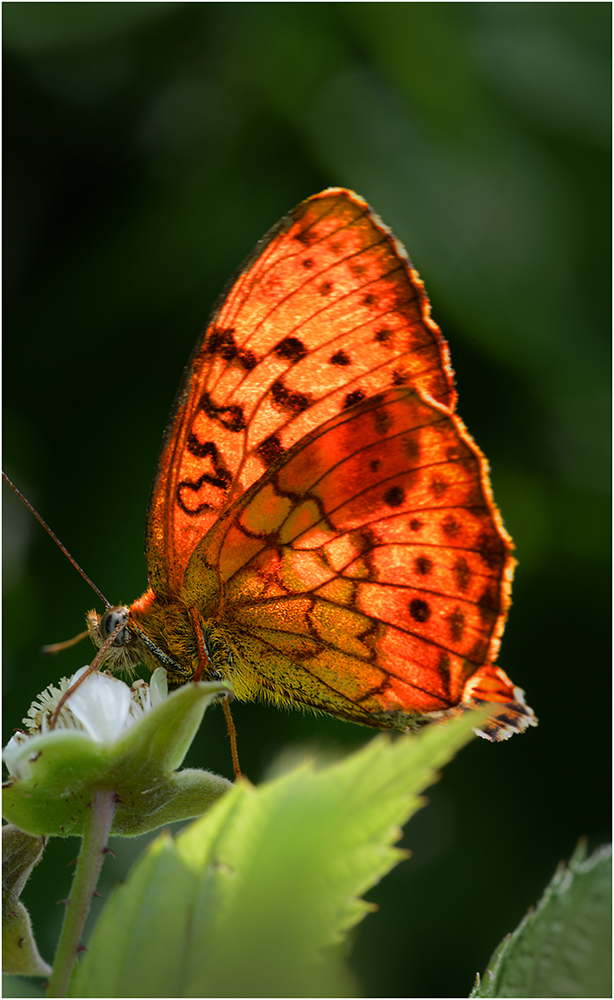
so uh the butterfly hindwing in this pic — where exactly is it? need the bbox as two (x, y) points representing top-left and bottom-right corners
(185, 388), (514, 727)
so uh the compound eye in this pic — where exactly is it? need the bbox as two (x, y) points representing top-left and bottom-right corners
(100, 606), (131, 647)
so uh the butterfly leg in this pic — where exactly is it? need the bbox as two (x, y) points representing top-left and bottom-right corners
(188, 606), (211, 683)
(188, 607), (242, 779)
(188, 608), (235, 683)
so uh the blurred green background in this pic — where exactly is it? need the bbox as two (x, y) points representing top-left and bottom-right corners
(3, 4), (610, 997)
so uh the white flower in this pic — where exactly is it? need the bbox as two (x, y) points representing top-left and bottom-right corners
(3, 669), (232, 839)
(3, 667), (169, 780)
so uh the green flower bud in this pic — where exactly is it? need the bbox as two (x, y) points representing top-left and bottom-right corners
(3, 668), (233, 838)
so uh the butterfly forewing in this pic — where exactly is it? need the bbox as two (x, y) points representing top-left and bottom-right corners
(145, 189), (455, 597)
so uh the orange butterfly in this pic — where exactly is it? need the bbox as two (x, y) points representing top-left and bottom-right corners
(87, 189), (536, 742)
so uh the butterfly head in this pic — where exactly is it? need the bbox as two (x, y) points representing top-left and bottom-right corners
(86, 606), (143, 676)
(86, 601), (194, 685)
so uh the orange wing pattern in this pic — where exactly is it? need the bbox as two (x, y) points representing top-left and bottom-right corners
(185, 388), (521, 731)
(103, 188), (536, 740)
(145, 189), (455, 598)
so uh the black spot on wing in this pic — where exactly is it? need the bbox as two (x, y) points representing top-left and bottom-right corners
(409, 598), (431, 622)
(414, 556), (432, 576)
(476, 532), (506, 570)
(294, 227), (317, 247)
(446, 607), (466, 644)
(257, 434), (285, 467)
(453, 556), (471, 592)
(198, 391), (246, 432)
(384, 485), (405, 508)
(207, 327), (256, 371)
(271, 379), (311, 414)
(329, 350), (351, 367)
(343, 389), (366, 410)
(274, 337), (307, 362)
(441, 514), (461, 538)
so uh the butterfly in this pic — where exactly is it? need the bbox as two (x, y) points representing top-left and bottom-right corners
(86, 188), (536, 742)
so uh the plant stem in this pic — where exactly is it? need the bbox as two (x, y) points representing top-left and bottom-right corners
(46, 789), (116, 998)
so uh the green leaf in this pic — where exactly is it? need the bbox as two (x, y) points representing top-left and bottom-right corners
(71, 716), (478, 997)
(2, 826), (51, 978)
(472, 842), (612, 998)
(1, 973), (45, 998)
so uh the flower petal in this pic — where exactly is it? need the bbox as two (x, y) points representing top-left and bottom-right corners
(150, 668), (168, 708)
(3, 734), (29, 778)
(66, 668), (132, 743)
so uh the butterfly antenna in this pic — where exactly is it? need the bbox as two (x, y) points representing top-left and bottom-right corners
(2, 471), (110, 608)
(41, 631), (90, 656)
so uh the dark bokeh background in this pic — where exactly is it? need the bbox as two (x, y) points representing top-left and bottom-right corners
(3, 4), (611, 997)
